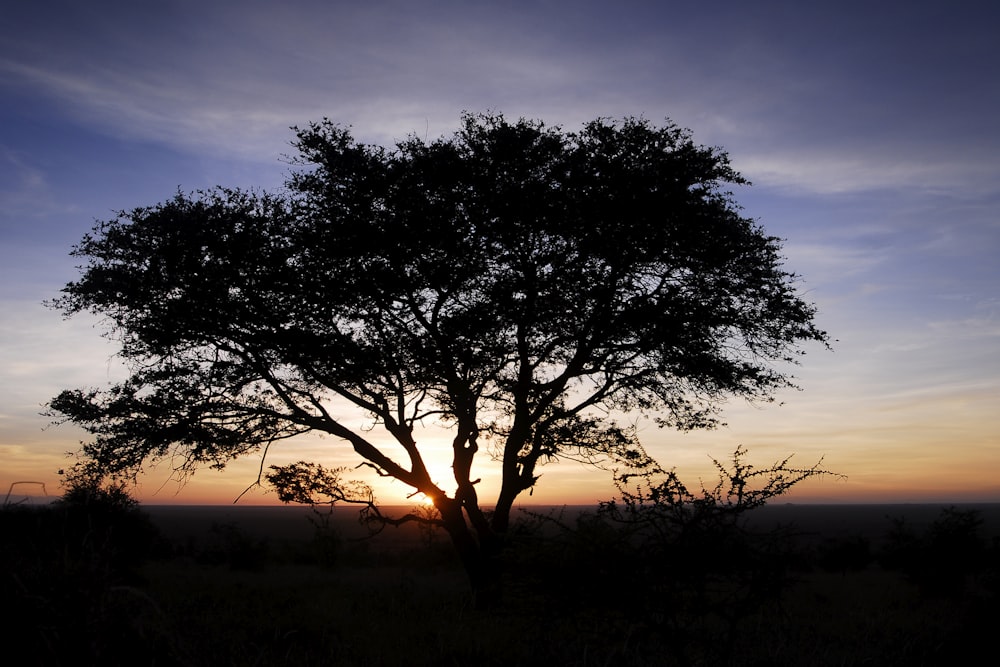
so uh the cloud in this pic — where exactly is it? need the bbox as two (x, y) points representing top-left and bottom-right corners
(733, 147), (1000, 198)
(781, 240), (888, 284)
(0, 58), (304, 162)
(4, 1), (996, 206)
(0, 145), (75, 224)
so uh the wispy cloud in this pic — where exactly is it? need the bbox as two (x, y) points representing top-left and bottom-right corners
(0, 145), (73, 222)
(737, 150), (1000, 197)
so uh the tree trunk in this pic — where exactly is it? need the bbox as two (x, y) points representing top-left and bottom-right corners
(491, 492), (516, 534)
(437, 500), (504, 609)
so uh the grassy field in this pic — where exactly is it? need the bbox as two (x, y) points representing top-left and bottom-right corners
(3, 501), (997, 665)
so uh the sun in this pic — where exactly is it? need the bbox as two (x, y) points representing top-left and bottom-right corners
(412, 493), (436, 507)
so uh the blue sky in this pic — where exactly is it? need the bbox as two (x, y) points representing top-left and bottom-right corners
(2, 0), (998, 504)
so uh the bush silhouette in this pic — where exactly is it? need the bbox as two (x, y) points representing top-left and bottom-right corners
(1, 479), (172, 664)
(817, 535), (873, 574)
(881, 506), (989, 594)
(505, 447), (832, 665)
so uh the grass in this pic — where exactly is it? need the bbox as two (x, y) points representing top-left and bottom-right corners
(3, 502), (997, 666)
(126, 543), (995, 666)
(745, 569), (989, 665)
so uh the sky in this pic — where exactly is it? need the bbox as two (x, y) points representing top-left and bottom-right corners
(1, 0), (998, 506)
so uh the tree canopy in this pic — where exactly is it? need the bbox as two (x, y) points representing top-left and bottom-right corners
(50, 112), (827, 590)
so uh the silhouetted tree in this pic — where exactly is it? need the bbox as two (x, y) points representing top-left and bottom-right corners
(48, 112), (827, 599)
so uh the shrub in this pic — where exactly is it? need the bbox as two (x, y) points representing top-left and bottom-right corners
(507, 446), (835, 665)
(881, 506), (989, 594)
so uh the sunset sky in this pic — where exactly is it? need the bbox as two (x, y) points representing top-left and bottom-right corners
(2, 0), (997, 506)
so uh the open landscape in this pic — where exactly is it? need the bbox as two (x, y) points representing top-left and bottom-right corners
(4, 4), (999, 666)
(4, 499), (998, 666)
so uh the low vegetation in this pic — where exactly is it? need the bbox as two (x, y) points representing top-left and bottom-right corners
(3, 459), (996, 666)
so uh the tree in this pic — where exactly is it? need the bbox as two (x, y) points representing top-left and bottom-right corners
(49, 112), (828, 598)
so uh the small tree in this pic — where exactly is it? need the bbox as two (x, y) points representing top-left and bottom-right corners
(504, 446), (835, 663)
(48, 112), (828, 597)
(602, 446), (834, 663)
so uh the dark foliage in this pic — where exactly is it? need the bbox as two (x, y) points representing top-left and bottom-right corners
(1, 480), (173, 665)
(5, 492), (997, 665)
(194, 521), (271, 570)
(505, 447), (835, 665)
(816, 535), (873, 573)
(880, 506), (991, 594)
